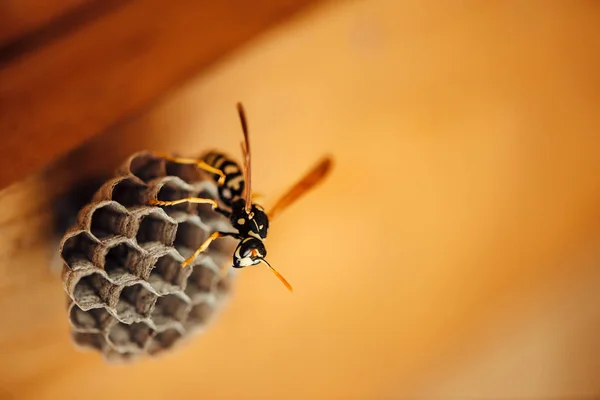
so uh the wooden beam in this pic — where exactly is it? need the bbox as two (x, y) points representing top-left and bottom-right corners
(2, 1), (600, 397)
(0, 0), (320, 191)
(0, 0), (93, 46)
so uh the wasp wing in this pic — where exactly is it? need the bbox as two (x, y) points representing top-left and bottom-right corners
(268, 156), (333, 220)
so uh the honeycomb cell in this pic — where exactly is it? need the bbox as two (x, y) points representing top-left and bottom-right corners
(217, 270), (236, 297)
(61, 231), (98, 269)
(185, 301), (215, 328)
(205, 235), (235, 265)
(174, 220), (208, 258)
(72, 331), (106, 352)
(185, 263), (219, 302)
(69, 304), (114, 332)
(136, 211), (177, 246)
(165, 160), (202, 184)
(154, 181), (194, 214)
(151, 294), (191, 328)
(194, 186), (222, 224)
(90, 203), (130, 239)
(104, 242), (143, 279)
(111, 178), (148, 208)
(129, 153), (166, 183)
(115, 283), (157, 323)
(72, 272), (109, 310)
(147, 329), (183, 355)
(148, 252), (191, 294)
(107, 322), (155, 352)
(103, 349), (139, 363)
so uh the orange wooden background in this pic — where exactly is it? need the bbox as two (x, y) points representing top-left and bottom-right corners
(0, 0), (320, 190)
(2, 0), (600, 399)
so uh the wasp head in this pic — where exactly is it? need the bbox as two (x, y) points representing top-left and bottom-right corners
(233, 236), (267, 268)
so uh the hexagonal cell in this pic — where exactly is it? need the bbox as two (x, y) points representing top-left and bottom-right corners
(165, 161), (202, 184)
(111, 178), (148, 208)
(155, 181), (193, 213)
(174, 220), (208, 257)
(194, 187), (222, 222)
(148, 252), (192, 294)
(136, 212), (177, 246)
(103, 348), (139, 364)
(71, 331), (106, 352)
(185, 301), (215, 328)
(61, 231), (97, 269)
(129, 153), (166, 183)
(115, 283), (156, 323)
(203, 235), (236, 266)
(90, 203), (129, 239)
(104, 242), (143, 279)
(69, 304), (114, 332)
(72, 272), (108, 308)
(147, 328), (183, 355)
(216, 270), (236, 297)
(151, 294), (191, 327)
(185, 263), (218, 302)
(107, 321), (155, 352)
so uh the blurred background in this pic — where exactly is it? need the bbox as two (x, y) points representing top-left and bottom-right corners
(2, 0), (600, 398)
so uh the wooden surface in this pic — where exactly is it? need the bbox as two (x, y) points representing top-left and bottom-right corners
(0, 0), (92, 45)
(0, 0), (321, 192)
(2, 0), (600, 398)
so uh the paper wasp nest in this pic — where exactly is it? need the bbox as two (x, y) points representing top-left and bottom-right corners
(59, 151), (236, 362)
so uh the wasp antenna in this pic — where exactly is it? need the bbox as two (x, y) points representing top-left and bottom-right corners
(237, 102), (253, 213)
(260, 259), (293, 292)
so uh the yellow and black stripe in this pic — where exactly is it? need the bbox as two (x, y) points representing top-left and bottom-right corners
(203, 151), (245, 207)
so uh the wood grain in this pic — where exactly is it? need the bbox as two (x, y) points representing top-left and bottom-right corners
(0, 0), (94, 46)
(0, 0), (321, 192)
(2, 0), (600, 398)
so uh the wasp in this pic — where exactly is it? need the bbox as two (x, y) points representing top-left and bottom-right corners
(150, 103), (332, 292)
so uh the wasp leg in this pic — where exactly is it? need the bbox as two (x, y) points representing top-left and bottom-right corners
(149, 197), (232, 218)
(150, 196), (218, 208)
(181, 231), (241, 268)
(153, 152), (226, 185)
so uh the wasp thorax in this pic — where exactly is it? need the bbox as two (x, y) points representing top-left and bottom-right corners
(233, 237), (267, 268)
(230, 198), (269, 239)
